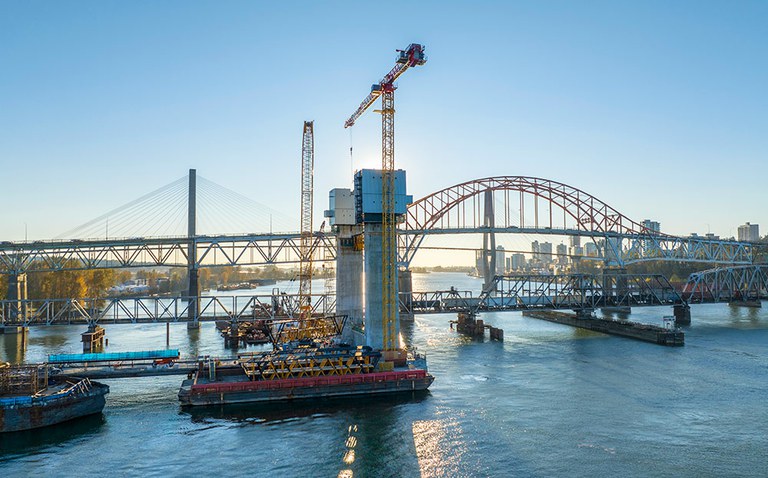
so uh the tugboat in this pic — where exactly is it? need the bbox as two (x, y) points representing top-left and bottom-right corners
(0, 363), (109, 433)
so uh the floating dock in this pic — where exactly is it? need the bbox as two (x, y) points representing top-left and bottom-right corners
(522, 310), (684, 346)
(47, 349), (196, 379)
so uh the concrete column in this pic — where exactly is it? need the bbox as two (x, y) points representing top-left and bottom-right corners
(481, 190), (496, 291)
(673, 303), (691, 325)
(187, 169), (200, 330)
(363, 223), (399, 350)
(7, 272), (28, 322)
(335, 226), (364, 345)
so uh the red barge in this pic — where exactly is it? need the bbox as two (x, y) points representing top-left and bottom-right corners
(178, 345), (433, 406)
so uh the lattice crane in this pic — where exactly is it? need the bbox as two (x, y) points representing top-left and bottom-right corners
(344, 43), (427, 351)
(298, 121), (314, 320)
(276, 121), (343, 344)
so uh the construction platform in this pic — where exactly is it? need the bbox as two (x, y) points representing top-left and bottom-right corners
(523, 310), (684, 346)
(47, 349), (196, 379)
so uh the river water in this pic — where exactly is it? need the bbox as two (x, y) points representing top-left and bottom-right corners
(1, 272), (766, 477)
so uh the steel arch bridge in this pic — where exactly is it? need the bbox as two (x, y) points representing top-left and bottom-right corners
(400, 176), (753, 267)
(0, 175), (754, 275)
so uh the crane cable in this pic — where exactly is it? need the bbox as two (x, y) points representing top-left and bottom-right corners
(348, 127), (354, 181)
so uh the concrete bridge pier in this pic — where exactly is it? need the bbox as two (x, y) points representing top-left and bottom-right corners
(363, 223), (395, 350)
(673, 304), (691, 325)
(335, 226), (364, 345)
(6, 272), (28, 322)
(82, 323), (106, 353)
(186, 168), (201, 331)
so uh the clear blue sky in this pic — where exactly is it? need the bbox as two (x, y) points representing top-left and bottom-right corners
(2, 1), (766, 242)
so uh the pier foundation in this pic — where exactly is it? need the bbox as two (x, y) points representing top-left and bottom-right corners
(82, 324), (106, 353)
(673, 304), (691, 325)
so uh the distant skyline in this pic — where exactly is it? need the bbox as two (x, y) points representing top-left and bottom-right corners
(2, 1), (766, 247)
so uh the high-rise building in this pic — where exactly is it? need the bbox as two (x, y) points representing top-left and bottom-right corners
(584, 242), (599, 257)
(569, 235), (581, 248)
(540, 242), (553, 264)
(556, 243), (568, 265)
(531, 241), (541, 262)
(737, 223), (760, 242)
(496, 246), (505, 272)
(642, 219), (661, 234)
(511, 253), (526, 271)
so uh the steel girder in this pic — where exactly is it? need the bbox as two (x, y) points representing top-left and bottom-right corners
(683, 265), (768, 302)
(399, 274), (683, 315)
(0, 233), (336, 274)
(401, 176), (753, 266)
(1, 293), (337, 326)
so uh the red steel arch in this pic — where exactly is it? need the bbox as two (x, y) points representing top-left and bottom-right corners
(401, 176), (752, 266)
(405, 176), (655, 236)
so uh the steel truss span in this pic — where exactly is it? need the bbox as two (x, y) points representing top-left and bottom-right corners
(1, 293), (336, 326)
(401, 176), (753, 266)
(683, 265), (768, 303)
(0, 233), (336, 274)
(398, 274), (683, 315)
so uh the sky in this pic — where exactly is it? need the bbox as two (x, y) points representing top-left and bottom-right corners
(1, 1), (766, 251)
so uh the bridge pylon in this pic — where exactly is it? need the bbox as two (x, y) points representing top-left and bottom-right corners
(480, 189), (497, 292)
(187, 169), (200, 330)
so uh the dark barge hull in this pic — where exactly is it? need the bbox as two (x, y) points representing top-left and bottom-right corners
(0, 382), (109, 433)
(179, 369), (434, 406)
(523, 310), (685, 346)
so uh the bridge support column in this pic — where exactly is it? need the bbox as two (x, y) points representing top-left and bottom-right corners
(335, 226), (364, 345)
(82, 324), (106, 353)
(363, 223), (397, 350)
(480, 189), (497, 291)
(673, 304), (691, 325)
(186, 169), (200, 331)
(6, 272), (28, 322)
(399, 269), (414, 321)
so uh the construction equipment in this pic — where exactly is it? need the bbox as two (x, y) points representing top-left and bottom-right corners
(298, 121), (314, 321)
(277, 122), (340, 344)
(344, 43), (427, 351)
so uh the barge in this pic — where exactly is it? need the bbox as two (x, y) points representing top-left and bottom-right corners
(178, 345), (434, 406)
(1, 364), (109, 433)
(523, 310), (685, 346)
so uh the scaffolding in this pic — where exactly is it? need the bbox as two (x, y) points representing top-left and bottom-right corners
(0, 363), (48, 396)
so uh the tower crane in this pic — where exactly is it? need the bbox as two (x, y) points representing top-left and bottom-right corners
(344, 43), (426, 352)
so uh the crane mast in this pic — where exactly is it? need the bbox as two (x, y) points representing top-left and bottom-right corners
(344, 43), (426, 351)
(299, 121), (314, 319)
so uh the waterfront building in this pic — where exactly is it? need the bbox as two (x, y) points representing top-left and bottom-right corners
(511, 253), (526, 271)
(556, 243), (568, 265)
(642, 219), (661, 233)
(737, 222), (760, 242)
